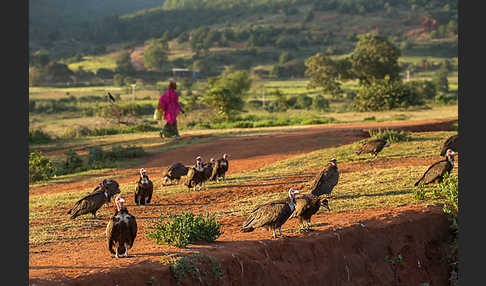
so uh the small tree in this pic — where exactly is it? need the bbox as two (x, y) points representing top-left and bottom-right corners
(202, 86), (244, 119)
(115, 50), (135, 76)
(143, 38), (168, 71)
(29, 152), (56, 183)
(312, 95), (330, 112)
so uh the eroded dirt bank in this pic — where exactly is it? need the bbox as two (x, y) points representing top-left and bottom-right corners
(34, 206), (452, 286)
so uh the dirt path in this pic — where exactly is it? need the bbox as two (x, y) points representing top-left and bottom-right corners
(29, 118), (457, 285)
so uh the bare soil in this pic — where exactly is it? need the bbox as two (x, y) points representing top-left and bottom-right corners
(29, 118), (457, 285)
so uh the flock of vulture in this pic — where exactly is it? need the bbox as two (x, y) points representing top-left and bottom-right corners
(66, 133), (458, 258)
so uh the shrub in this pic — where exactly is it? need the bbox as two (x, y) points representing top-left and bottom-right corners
(408, 80), (436, 99)
(29, 129), (52, 144)
(435, 92), (457, 105)
(295, 95), (313, 110)
(164, 253), (223, 285)
(62, 149), (84, 174)
(353, 77), (425, 111)
(29, 152), (56, 183)
(312, 95), (330, 112)
(247, 100), (263, 109)
(368, 128), (411, 143)
(413, 183), (427, 200)
(146, 211), (222, 248)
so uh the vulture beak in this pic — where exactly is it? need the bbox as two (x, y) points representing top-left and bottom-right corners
(321, 200), (331, 211)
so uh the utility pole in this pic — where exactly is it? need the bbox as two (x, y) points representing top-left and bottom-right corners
(131, 84), (137, 101)
(262, 84), (266, 107)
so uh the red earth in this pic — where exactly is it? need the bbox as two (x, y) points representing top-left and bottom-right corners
(29, 118), (457, 285)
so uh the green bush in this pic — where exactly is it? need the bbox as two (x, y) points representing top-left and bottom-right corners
(29, 129), (52, 144)
(29, 152), (56, 183)
(146, 211), (222, 248)
(368, 128), (411, 143)
(312, 95), (330, 112)
(62, 149), (84, 174)
(353, 77), (425, 111)
(295, 95), (313, 110)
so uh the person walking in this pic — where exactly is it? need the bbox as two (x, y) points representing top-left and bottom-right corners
(158, 81), (184, 138)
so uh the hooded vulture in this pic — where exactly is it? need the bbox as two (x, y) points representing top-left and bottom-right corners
(185, 156), (207, 191)
(241, 188), (299, 238)
(440, 134), (458, 156)
(210, 154), (230, 182)
(290, 194), (331, 231)
(162, 162), (189, 185)
(134, 168), (153, 206)
(203, 158), (216, 182)
(415, 149), (456, 187)
(309, 158), (340, 197)
(68, 179), (121, 219)
(356, 138), (390, 157)
(106, 195), (137, 258)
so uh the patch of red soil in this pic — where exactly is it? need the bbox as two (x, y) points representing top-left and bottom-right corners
(30, 205), (452, 285)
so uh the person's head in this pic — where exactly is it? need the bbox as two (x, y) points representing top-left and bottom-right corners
(168, 81), (177, 90)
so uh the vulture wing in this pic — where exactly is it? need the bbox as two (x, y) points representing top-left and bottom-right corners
(310, 165), (339, 196)
(171, 164), (189, 178)
(241, 201), (289, 232)
(127, 214), (138, 247)
(414, 160), (452, 186)
(106, 216), (119, 255)
(290, 195), (313, 219)
(185, 168), (196, 188)
(68, 192), (106, 219)
(210, 160), (221, 181)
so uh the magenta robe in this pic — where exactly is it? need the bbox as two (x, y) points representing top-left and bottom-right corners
(159, 89), (182, 125)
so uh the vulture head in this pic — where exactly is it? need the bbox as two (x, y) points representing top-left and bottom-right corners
(446, 149), (456, 165)
(139, 168), (149, 184)
(195, 156), (203, 171)
(223, 153), (229, 160)
(210, 158), (216, 165)
(288, 187), (299, 202)
(103, 179), (121, 196)
(321, 199), (331, 211)
(115, 195), (127, 212)
(329, 158), (338, 167)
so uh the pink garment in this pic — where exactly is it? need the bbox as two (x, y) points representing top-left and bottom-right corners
(159, 89), (182, 125)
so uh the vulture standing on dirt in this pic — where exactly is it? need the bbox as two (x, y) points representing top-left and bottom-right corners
(106, 195), (138, 258)
(162, 162), (189, 185)
(210, 154), (230, 182)
(203, 158), (216, 181)
(309, 158), (340, 197)
(185, 156), (207, 191)
(440, 134), (458, 156)
(356, 138), (390, 157)
(68, 179), (121, 219)
(134, 168), (153, 206)
(290, 194), (331, 232)
(241, 188), (300, 238)
(414, 149), (456, 187)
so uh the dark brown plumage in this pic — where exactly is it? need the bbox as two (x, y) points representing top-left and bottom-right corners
(162, 162), (189, 185)
(415, 149), (456, 187)
(241, 188), (299, 238)
(356, 138), (390, 157)
(210, 154), (229, 182)
(202, 158), (216, 182)
(134, 168), (153, 206)
(185, 157), (207, 191)
(290, 194), (331, 231)
(68, 179), (121, 219)
(440, 134), (458, 156)
(309, 158), (340, 197)
(106, 196), (137, 258)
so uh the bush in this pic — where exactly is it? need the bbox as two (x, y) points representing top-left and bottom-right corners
(295, 95), (313, 110)
(146, 211), (222, 248)
(62, 149), (84, 174)
(368, 128), (411, 143)
(435, 92), (457, 105)
(408, 80), (436, 99)
(29, 129), (52, 144)
(247, 100), (263, 109)
(353, 77), (425, 111)
(312, 95), (330, 112)
(29, 152), (56, 183)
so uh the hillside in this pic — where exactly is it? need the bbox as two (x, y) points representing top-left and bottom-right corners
(29, 0), (458, 71)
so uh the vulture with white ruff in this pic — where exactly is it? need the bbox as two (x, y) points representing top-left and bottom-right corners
(162, 162), (189, 185)
(210, 154), (230, 182)
(357, 138), (390, 157)
(106, 195), (137, 258)
(241, 188), (299, 238)
(68, 179), (121, 219)
(309, 158), (340, 197)
(414, 149), (456, 187)
(134, 168), (153, 205)
(185, 156), (207, 191)
(291, 194), (331, 231)
(440, 134), (458, 156)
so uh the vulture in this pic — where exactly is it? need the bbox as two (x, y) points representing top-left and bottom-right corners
(290, 194), (331, 231)
(356, 138), (390, 157)
(309, 158), (340, 197)
(414, 149), (456, 187)
(203, 158), (216, 182)
(210, 154), (230, 182)
(185, 156), (207, 191)
(440, 134), (458, 156)
(241, 188), (299, 238)
(68, 179), (121, 219)
(134, 168), (153, 206)
(162, 162), (189, 185)
(106, 195), (137, 258)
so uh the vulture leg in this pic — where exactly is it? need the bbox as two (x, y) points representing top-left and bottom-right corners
(272, 228), (278, 238)
(278, 227), (287, 238)
(92, 212), (98, 219)
(115, 248), (120, 258)
(124, 244), (130, 257)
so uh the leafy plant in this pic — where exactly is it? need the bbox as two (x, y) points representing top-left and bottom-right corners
(29, 129), (52, 144)
(413, 183), (427, 200)
(29, 152), (56, 183)
(162, 252), (223, 285)
(146, 211), (222, 248)
(368, 128), (411, 143)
